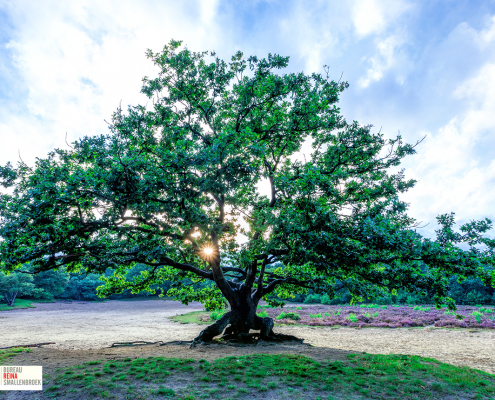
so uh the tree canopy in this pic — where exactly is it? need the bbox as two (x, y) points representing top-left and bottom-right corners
(1, 39), (494, 341)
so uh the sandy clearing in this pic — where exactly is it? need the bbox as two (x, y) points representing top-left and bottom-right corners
(0, 300), (205, 350)
(1, 299), (494, 375)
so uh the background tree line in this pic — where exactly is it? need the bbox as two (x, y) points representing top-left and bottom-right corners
(0, 264), (173, 306)
(1, 265), (493, 307)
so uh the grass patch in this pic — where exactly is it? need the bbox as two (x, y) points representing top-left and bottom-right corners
(413, 306), (431, 312)
(171, 310), (281, 325)
(0, 348), (32, 363)
(170, 311), (211, 324)
(210, 309), (226, 321)
(38, 353), (495, 399)
(0, 298), (37, 311)
(359, 304), (381, 309)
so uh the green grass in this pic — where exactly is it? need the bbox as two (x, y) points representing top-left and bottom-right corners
(360, 304), (381, 309)
(413, 306), (431, 312)
(0, 298), (37, 311)
(170, 311), (212, 324)
(33, 353), (495, 400)
(0, 348), (32, 364)
(210, 309), (226, 321)
(172, 309), (271, 325)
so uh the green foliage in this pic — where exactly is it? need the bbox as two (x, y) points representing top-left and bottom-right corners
(375, 296), (393, 305)
(347, 313), (358, 322)
(0, 271), (37, 306)
(276, 311), (300, 320)
(0, 39), (494, 315)
(449, 275), (494, 305)
(360, 304), (381, 309)
(210, 309), (226, 321)
(472, 311), (483, 324)
(60, 274), (102, 301)
(321, 293), (331, 304)
(303, 293), (322, 304)
(32, 268), (69, 300)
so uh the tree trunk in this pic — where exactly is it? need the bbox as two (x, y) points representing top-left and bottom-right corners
(5, 291), (17, 307)
(191, 286), (301, 345)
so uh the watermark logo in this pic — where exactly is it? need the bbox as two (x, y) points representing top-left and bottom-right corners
(0, 366), (42, 390)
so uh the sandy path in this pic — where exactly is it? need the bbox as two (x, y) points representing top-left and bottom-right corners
(1, 300), (494, 374)
(0, 300), (205, 350)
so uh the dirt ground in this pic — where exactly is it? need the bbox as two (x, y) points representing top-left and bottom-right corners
(1, 299), (494, 376)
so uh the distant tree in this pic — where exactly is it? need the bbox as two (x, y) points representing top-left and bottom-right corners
(449, 276), (494, 305)
(0, 271), (36, 306)
(32, 268), (69, 300)
(1, 40), (494, 343)
(59, 274), (102, 301)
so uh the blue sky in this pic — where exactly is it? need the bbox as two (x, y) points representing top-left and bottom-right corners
(1, 0), (495, 241)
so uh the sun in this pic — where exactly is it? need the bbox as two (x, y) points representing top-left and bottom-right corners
(203, 246), (213, 256)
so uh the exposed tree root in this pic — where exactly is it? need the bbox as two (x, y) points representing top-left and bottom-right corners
(221, 332), (303, 344)
(108, 340), (201, 348)
(190, 315), (304, 348)
(109, 341), (164, 347)
(0, 342), (56, 350)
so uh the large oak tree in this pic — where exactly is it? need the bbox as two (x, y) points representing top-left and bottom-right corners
(1, 40), (494, 343)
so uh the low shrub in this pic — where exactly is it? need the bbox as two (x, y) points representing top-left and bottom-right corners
(276, 311), (300, 321)
(347, 313), (358, 322)
(210, 310), (226, 321)
(303, 294), (322, 304)
(375, 296), (393, 305)
(321, 294), (332, 305)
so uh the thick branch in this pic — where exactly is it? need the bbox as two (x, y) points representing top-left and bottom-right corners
(209, 231), (237, 305)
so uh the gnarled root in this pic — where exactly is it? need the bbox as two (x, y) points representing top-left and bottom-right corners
(257, 316), (303, 343)
(221, 316), (303, 344)
(190, 314), (303, 348)
(190, 311), (231, 348)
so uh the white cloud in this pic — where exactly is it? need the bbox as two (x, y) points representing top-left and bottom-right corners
(400, 62), (495, 237)
(277, 2), (351, 74)
(477, 15), (495, 49)
(358, 34), (404, 88)
(352, 0), (412, 38)
(0, 0), (230, 166)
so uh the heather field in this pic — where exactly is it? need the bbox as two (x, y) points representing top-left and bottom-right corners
(256, 304), (495, 329)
